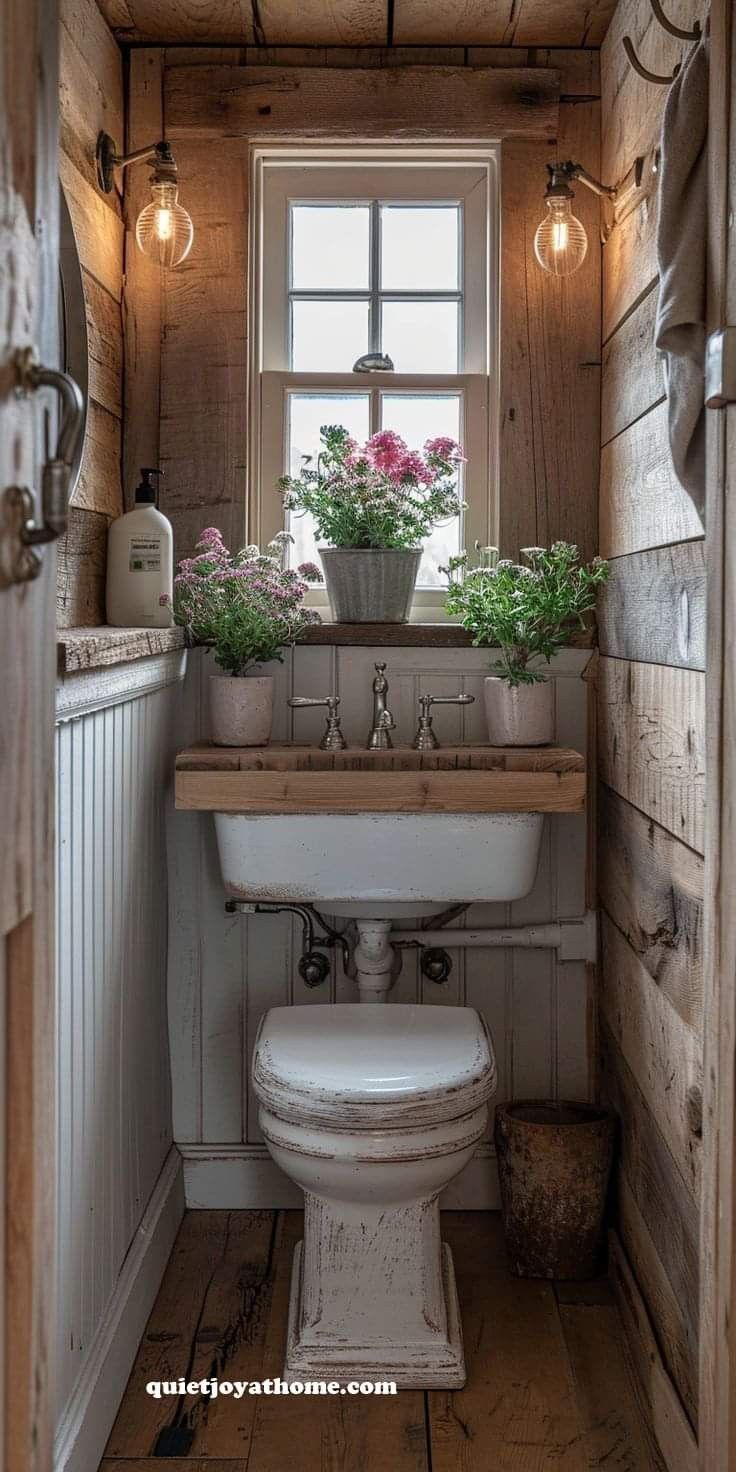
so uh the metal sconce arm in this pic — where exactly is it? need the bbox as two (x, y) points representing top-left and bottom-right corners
(96, 132), (178, 194)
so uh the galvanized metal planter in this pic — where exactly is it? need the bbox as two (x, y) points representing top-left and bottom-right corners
(494, 1100), (615, 1279)
(320, 547), (421, 623)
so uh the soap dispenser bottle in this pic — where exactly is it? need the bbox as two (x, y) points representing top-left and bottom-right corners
(106, 468), (174, 628)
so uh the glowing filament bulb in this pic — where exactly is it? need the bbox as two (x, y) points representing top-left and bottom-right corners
(534, 195), (588, 278)
(136, 180), (193, 268)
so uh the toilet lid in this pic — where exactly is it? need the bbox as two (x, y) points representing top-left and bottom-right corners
(253, 1003), (497, 1127)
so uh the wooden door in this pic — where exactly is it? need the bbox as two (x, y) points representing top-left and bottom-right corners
(699, 0), (736, 1467)
(0, 0), (60, 1467)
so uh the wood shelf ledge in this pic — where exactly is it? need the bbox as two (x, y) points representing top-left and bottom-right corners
(175, 743), (586, 815)
(57, 625), (186, 673)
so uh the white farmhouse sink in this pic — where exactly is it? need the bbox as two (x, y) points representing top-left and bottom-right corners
(175, 741), (586, 916)
(213, 811), (545, 912)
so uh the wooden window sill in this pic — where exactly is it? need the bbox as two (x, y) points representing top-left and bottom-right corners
(57, 626), (186, 674)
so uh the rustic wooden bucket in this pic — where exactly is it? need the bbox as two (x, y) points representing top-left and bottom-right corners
(494, 1100), (615, 1280)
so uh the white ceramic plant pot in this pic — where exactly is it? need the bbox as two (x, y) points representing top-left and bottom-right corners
(484, 677), (555, 747)
(210, 674), (274, 747)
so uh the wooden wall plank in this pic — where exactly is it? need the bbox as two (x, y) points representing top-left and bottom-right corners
(609, 1232), (698, 1472)
(601, 1031), (700, 1374)
(394, 0), (615, 47)
(56, 507), (109, 627)
(602, 163), (659, 342)
(499, 102), (600, 561)
(597, 541), (706, 671)
(257, 0), (386, 46)
(597, 657), (705, 853)
(601, 0), (710, 184)
(71, 398), (122, 518)
(123, 49), (164, 505)
(58, 0), (125, 570)
(84, 271), (122, 418)
(59, 151), (124, 302)
(165, 65), (561, 142)
(601, 282), (663, 443)
(617, 1170), (699, 1425)
(600, 913), (702, 1198)
(598, 785), (703, 1035)
(600, 401), (704, 558)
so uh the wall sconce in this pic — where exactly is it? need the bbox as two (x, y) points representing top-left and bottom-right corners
(534, 161), (619, 278)
(96, 132), (194, 268)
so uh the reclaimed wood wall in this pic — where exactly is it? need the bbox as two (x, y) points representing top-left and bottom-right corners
(596, 0), (708, 1437)
(123, 46), (601, 568)
(57, 0), (125, 626)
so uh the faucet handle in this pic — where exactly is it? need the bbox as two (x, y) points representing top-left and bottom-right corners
(413, 692), (475, 751)
(288, 694), (347, 751)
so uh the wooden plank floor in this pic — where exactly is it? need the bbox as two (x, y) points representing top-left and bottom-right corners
(101, 1210), (665, 1471)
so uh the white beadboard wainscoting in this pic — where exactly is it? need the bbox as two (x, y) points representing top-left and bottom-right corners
(170, 645), (594, 1211)
(54, 650), (187, 1472)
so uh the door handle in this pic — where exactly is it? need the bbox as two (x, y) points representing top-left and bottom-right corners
(6, 347), (86, 583)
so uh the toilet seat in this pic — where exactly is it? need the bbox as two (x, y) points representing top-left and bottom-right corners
(253, 1003), (497, 1128)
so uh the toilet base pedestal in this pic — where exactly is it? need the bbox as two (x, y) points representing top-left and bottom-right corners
(284, 1239), (466, 1389)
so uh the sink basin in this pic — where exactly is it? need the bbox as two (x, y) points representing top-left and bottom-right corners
(176, 743), (586, 909)
(214, 811), (545, 907)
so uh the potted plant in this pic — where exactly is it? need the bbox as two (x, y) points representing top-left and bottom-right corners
(444, 542), (609, 745)
(279, 424), (465, 622)
(166, 527), (321, 746)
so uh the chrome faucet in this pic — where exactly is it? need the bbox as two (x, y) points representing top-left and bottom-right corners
(366, 662), (396, 750)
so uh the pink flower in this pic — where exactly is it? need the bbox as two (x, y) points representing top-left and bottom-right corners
(297, 561), (322, 581)
(424, 436), (464, 462)
(197, 526), (225, 548)
(397, 450), (432, 485)
(365, 429), (408, 474)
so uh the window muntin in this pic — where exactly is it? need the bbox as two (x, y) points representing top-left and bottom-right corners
(288, 200), (462, 372)
(253, 148), (498, 614)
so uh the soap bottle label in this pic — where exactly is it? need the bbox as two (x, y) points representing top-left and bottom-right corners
(129, 536), (162, 572)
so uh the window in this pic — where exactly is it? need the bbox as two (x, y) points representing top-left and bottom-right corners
(250, 146), (499, 616)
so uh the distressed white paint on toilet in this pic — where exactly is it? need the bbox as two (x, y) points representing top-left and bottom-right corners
(252, 1003), (497, 1387)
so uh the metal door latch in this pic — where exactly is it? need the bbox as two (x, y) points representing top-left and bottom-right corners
(705, 328), (736, 408)
(5, 348), (85, 583)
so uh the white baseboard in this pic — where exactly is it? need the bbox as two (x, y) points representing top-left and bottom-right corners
(54, 1147), (185, 1472)
(180, 1144), (500, 1210)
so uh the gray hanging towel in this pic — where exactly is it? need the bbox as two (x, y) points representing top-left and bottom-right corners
(654, 33), (709, 518)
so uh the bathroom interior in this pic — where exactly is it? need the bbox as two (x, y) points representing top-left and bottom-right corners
(1, 0), (730, 1467)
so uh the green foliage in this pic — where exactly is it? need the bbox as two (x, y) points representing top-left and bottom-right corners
(443, 542), (610, 685)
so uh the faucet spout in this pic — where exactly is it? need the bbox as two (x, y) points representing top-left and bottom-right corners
(367, 662), (396, 749)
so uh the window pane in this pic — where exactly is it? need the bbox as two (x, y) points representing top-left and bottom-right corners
(381, 300), (459, 373)
(291, 299), (370, 371)
(381, 394), (463, 589)
(291, 205), (370, 289)
(381, 205), (460, 290)
(286, 393), (371, 571)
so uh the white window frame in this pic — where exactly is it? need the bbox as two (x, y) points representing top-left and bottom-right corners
(248, 143), (500, 620)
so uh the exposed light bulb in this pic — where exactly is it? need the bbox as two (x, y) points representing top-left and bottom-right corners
(136, 181), (193, 268)
(534, 195), (588, 278)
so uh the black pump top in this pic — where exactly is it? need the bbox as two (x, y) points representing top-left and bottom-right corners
(135, 467), (163, 505)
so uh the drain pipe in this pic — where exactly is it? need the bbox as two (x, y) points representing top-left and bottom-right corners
(392, 911), (599, 965)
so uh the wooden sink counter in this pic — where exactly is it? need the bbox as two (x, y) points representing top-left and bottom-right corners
(175, 744), (586, 815)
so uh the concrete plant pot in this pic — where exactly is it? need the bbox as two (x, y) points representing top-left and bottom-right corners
(209, 674), (274, 747)
(484, 676), (555, 746)
(320, 547), (421, 623)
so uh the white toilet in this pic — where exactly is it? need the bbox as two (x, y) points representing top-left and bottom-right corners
(253, 1002), (497, 1387)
